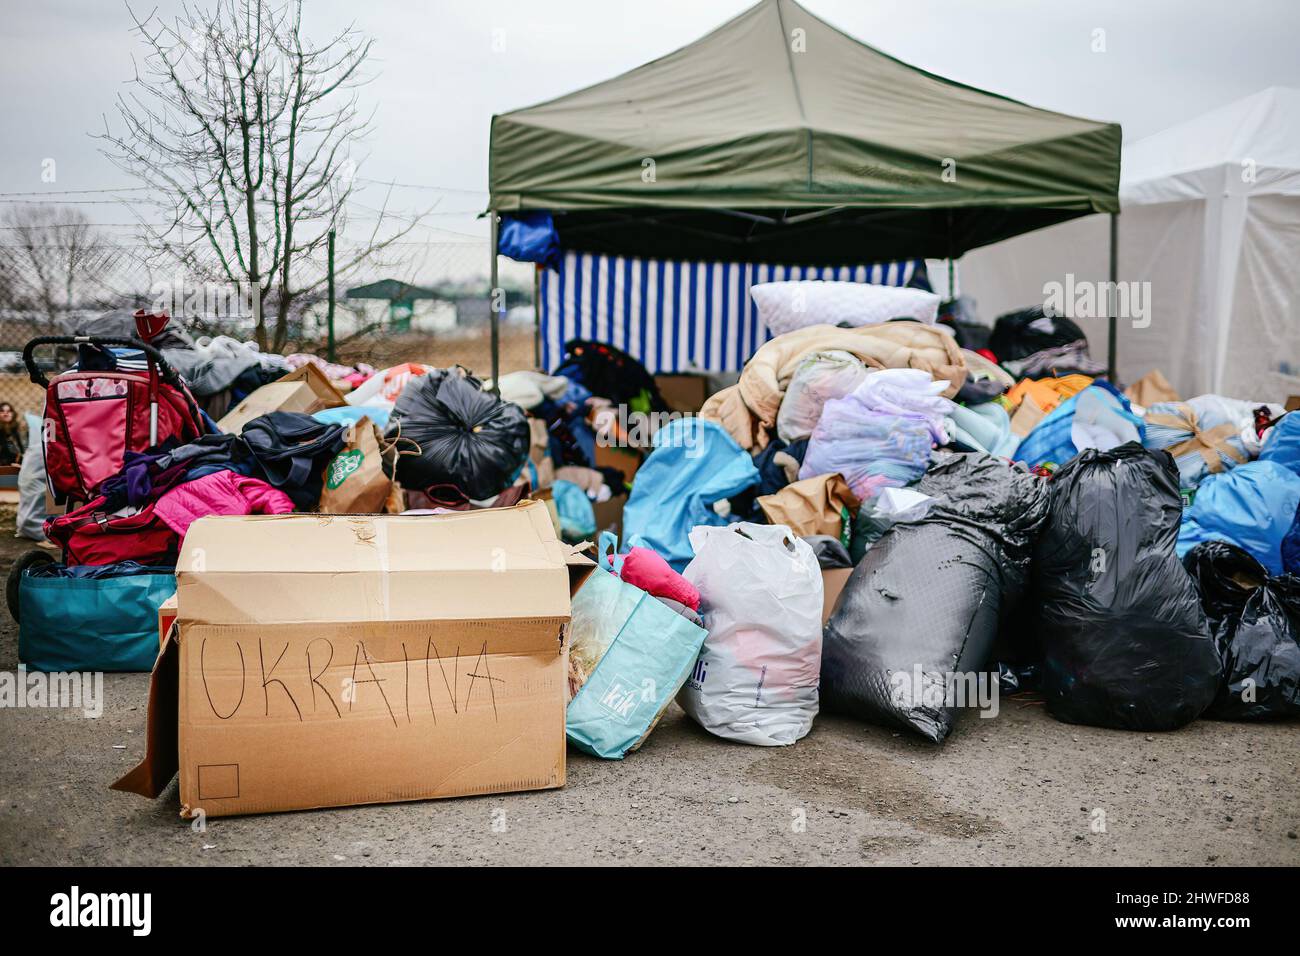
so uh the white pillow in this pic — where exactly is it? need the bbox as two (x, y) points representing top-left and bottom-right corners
(751, 280), (940, 337)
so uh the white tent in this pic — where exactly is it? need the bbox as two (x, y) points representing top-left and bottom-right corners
(944, 87), (1300, 400)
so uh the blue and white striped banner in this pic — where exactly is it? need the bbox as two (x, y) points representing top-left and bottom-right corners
(538, 252), (921, 374)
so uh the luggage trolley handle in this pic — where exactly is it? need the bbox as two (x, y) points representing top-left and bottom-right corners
(22, 335), (183, 390)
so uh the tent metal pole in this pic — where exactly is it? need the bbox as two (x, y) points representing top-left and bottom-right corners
(489, 210), (500, 394)
(1107, 212), (1118, 382)
(533, 264), (541, 370)
(946, 208), (955, 298)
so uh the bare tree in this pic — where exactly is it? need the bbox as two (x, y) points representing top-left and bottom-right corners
(98, 0), (421, 350)
(1, 204), (111, 327)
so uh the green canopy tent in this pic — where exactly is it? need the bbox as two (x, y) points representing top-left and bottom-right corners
(486, 0), (1121, 380)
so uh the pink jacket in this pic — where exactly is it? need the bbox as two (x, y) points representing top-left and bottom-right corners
(620, 546), (701, 611)
(155, 471), (294, 538)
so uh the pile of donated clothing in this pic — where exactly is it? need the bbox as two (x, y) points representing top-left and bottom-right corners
(23, 290), (1300, 762)
(580, 280), (1300, 756)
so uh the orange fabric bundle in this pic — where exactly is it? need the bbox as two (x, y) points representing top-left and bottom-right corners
(1006, 374), (1093, 414)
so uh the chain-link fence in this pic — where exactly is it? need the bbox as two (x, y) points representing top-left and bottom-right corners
(0, 239), (539, 426)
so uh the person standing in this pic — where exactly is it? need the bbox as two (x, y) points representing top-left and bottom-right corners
(0, 402), (26, 465)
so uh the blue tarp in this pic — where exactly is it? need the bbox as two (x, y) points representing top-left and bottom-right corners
(622, 418), (759, 571)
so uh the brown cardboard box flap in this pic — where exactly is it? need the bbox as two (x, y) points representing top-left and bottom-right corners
(111, 627), (180, 799)
(177, 502), (586, 625)
(278, 361), (348, 401)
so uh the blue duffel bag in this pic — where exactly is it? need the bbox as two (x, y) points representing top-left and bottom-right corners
(18, 563), (176, 672)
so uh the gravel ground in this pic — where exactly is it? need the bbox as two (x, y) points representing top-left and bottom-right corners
(0, 512), (1296, 867)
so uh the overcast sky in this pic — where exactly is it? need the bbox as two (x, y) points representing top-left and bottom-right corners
(3, 0), (1298, 242)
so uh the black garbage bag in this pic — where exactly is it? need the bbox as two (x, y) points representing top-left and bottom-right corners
(821, 453), (1050, 742)
(988, 306), (1086, 363)
(386, 371), (530, 501)
(803, 535), (852, 570)
(1034, 443), (1219, 731)
(1183, 541), (1300, 720)
(997, 662), (1042, 696)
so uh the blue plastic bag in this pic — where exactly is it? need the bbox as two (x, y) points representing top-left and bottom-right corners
(1283, 512), (1300, 575)
(622, 418), (759, 570)
(1015, 381), (1144, 469)
(313, 405), (391, 431)
(1259, 412), (1300, 476)
(498, 212), (561, 270)
(565, 555), (707, 759)
(1177, 461), (1300, 575)
(552, 479), (596, 541)
(19, 565), (175, 672)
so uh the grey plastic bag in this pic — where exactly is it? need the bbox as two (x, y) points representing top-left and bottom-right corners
(821, 453), (1049, 741)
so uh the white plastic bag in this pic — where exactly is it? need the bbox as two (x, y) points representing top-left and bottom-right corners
(776, 350), (868, 443)
(679, 522), (824, 746)
(15, 412), (46, 541)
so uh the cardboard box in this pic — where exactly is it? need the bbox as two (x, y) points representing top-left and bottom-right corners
(821, 567), (853, 625)
(217, 363), (347, 434)
(591, 495), (625, 538)
(114, 502), (593, 818)
(655, 373), (711, 414)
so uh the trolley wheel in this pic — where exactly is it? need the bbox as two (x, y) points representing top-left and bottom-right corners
(7, 548), (56, 624)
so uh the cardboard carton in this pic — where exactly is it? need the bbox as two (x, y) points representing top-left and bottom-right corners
(114, 502), (593, 818)
(821, 568), (852, 625)
(217, 363), (347, 434)
(655, 373), (711, 414)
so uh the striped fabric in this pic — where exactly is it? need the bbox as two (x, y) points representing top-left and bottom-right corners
(538, 252), (921, 374)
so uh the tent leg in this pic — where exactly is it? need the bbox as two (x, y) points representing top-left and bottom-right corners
(1107, 212), (1118, 382)
(489, 210), (500, 393)
(533, 264), (541, 370)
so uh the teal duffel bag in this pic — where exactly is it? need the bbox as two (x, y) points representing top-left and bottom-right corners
(18, 563), (175, 672)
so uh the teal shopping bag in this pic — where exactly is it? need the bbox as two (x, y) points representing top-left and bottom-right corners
(19, 567), (175, 672)
(566, 544), (707, 759)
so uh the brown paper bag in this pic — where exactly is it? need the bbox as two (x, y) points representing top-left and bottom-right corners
(318, 417), (393, 514)
(1125, 369), (1180, 408)
(757, 473), (860, 541)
